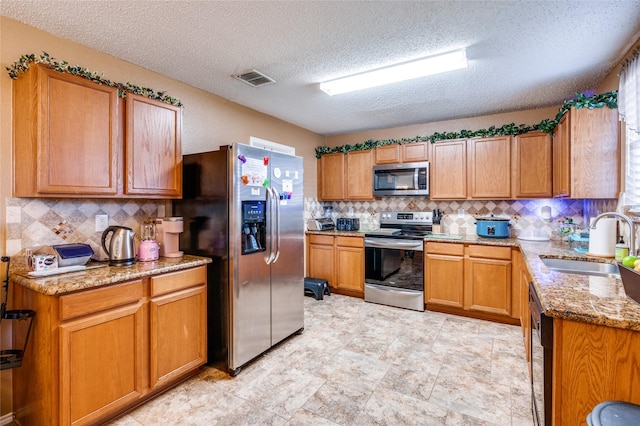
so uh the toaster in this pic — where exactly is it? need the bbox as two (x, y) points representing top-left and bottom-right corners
(307, 218), (335, 231)
(336, 218), (360, 231)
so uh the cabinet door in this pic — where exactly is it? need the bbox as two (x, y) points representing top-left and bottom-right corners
(14, 64), (120, 196)
(570, 107), (620, 199)
(468, 136), (511, 199)
(149, 267), (207, 388)
(424, 252), (464, 308)
(59, 303), (145, 425)
(126, 94), (182, 197)
(345, 149), (374, 200)
(375, 144), (400, 164)
(318, 153), (345, 200)
(513, 132), (552, 198)
(431, 140), (467, 199)
(150, 284), (207, 389)
(520, 259), (532, 366)
(335, 237), (364, 293)
(401, 142), (429, 162)
(553, 114), (571, 197)
(307, 235), (335, 287)
(464, 256), (512, 316)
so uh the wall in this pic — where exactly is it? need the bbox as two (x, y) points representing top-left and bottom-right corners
(325, 106), (560, 149)
(0, 16), (325, 257)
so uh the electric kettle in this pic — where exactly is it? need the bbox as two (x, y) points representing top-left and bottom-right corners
(101, 226), (136, 266)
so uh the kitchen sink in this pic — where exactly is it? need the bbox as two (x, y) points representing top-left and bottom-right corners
(540, 257), (620, 278)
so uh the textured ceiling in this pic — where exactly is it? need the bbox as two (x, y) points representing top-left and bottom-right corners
(3, 1), (640, 136)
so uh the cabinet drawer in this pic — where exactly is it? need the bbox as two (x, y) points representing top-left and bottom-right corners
(335, 236), (364, 248)
(426, 242), (464, 256)
(308, 234), (334, 245)
(466, 245), (512, 260)
(150, 266), (206, 297)
(60, 280), (144, 321)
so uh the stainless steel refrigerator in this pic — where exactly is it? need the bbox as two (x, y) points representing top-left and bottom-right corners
(173, 143), (304, 375)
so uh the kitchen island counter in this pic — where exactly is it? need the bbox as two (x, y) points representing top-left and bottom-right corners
(9, 254), (211, 295)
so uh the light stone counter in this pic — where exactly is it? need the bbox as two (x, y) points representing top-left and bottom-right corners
(9, 254), (211, 296)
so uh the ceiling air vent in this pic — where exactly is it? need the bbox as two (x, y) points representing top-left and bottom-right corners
(233, 70), (276, 87)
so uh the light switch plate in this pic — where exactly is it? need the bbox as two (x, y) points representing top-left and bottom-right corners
(95, 215), (108, 232)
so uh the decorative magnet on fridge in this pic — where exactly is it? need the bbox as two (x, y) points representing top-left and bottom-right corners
(241, 175), (249, 185)
(263, 156), (269, 166)
(238, 154), (246, 163)
(262, 178), (270, 187)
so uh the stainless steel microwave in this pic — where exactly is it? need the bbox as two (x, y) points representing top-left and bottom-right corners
(373, 162), (429, 197)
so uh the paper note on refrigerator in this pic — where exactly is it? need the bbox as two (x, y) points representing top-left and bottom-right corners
(242, 157), (267, 186)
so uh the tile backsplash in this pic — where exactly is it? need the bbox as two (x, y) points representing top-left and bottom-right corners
(305, 197), (618, 240)
(6, 196), (619, 257)
(5, 198), (164, 257)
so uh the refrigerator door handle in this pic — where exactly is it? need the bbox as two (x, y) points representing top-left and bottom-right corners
(272, 187), (281, 263)
(265, 186), (279, 265)
(264, 187), (274, 265)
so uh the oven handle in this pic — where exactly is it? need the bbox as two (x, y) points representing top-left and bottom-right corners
(365, 283), (421, 295)
(364, 239), (423, 250)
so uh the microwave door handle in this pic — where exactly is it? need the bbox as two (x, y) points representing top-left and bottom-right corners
(414, 168), (419, 190)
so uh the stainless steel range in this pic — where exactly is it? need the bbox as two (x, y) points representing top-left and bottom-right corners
(364, 211), (432, 311)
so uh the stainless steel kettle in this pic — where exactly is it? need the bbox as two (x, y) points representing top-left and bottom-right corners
(101, 226), (136, 266)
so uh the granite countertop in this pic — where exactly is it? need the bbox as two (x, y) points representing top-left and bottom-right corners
(517, 240), (640, 331)
(9, 254), (212, 296)
(306, 229), (640, 331)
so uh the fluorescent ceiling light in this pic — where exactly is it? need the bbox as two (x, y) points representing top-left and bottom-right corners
(319, 49), (467, 96)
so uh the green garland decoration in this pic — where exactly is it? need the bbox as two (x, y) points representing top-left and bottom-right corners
(6, 52), (182, 106)
(315, 90), (618, 158)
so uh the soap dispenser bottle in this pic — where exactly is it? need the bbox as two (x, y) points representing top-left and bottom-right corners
(615, 236), (629, 262)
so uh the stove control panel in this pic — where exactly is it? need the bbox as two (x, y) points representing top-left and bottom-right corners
(379, 211), (433, 225)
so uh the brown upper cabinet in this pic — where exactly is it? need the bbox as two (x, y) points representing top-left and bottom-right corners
(431, 136), (511, 199)
(318, 149), (374, 201)
(317, 152), (345, 200)
(512, 131), (552, 198)
(467, 136), (511, 199)
(374, 141), (428, 164)
(430, 139), (467, 199)
(345, 149), (374, 200)
(552, 107), (619, 198)
(125, 94), (182, 197)
(13, 64), (183, 199)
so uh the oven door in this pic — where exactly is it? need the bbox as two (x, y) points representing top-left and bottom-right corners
(364, 237), (424, 311)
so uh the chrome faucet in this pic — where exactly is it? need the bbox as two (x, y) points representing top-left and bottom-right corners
(590, 212), (636, 257)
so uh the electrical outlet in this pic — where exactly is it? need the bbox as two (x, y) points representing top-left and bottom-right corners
(95, 215), (108, 232)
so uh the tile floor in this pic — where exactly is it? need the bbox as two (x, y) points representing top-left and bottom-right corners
(108, 295), (534, 425)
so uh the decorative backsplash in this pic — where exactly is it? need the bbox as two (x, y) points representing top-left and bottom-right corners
(5, 196), (619, 256)
(5, 198), (164, 257)
(305, 197), (618, 240)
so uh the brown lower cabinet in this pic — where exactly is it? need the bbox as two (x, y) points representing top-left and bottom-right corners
(424, 242), (518, 324)
(12, 266), (207, 426)
(552, 319), (640, 425)
(514, 249), (531, 366)
(306, 234), (364, 297)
